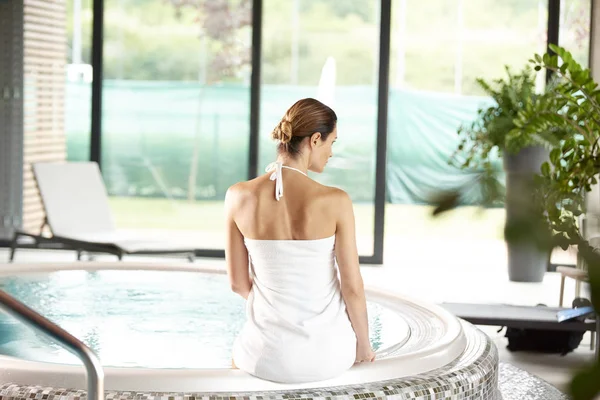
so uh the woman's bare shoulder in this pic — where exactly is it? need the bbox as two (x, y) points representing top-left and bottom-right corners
(225, 177), (264, 209)
(313, 183), (352, 208)
(312, 181), (347, 197)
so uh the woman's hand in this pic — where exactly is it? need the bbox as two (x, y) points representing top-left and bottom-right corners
(335, 190), (374, 365)
(355, 342), (376, 364)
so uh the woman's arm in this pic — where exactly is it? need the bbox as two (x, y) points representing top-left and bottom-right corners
(224, 186), (252, 299)
(334, 190), (375, 363)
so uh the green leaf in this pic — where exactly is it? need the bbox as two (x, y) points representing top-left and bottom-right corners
(541, 162), (551, 177)
(549, 43), (561, 54)
(550, 148), (561, 165)
(431, 191), (461, 216)
(554, 234), (572, 251)
(543, 52), (551, 65)
(569, 360), (600, 400)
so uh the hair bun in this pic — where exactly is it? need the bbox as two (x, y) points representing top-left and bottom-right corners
(272, 119), (293, 144)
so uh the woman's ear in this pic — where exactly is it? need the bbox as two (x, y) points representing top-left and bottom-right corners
(310, 132), (322, 147)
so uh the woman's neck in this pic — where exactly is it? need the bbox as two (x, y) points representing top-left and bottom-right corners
(277, 155), (309, 175)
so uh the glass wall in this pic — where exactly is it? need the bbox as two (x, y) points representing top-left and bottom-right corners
(58, 0), (594, 261)
(259, 0), (381, 256)
(385, 0), (548, 265)
(559, 0), (592, 67)
(99, 0), (252, 249)
(66, 0), (93, 162)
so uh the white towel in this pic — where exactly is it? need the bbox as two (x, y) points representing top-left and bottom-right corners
(233, 236), (357, 383)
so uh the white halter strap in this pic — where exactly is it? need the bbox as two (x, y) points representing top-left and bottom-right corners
(266, 161), (307, 201)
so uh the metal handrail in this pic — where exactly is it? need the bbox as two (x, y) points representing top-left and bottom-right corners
(0, 290), (104, 400)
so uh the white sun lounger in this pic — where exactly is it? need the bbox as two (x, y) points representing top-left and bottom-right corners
(9, 162), (196, 262)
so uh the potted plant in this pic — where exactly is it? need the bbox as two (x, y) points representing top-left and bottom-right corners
(453, 67), (553, 282)
(511, 44), (600, 400)
(511, 46), (600, 247)
(439, 45), (600, 399)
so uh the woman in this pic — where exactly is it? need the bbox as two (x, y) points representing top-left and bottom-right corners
(225, 98), (375, 383)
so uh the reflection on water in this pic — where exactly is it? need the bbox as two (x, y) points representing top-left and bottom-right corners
(0, 270), (402, 368)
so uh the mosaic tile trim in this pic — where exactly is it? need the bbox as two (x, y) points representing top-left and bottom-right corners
(0, 322), (561, 400)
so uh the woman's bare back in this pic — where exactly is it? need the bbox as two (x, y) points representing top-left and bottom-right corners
(230, 169), (341, 241)
(225, 98), (375, 373)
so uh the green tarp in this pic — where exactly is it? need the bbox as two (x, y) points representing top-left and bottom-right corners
(65, 80), (502, 205)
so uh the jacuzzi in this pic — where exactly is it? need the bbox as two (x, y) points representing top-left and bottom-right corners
(0, 262), (502, 399)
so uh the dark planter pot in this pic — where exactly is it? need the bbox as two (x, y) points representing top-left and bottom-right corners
(503, 145), (550, 282)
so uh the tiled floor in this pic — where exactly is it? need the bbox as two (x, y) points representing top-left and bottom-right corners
(0, 245), (596, 394)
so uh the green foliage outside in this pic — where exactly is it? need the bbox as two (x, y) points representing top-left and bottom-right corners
(68, 0), (590, 91)
(64, 0), (591, 206)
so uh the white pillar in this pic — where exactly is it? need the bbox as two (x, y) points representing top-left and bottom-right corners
(584, 1), (600, 238)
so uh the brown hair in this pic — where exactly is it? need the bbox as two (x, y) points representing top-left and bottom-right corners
(272, 98), (337, 156)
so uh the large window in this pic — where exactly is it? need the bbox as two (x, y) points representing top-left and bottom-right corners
(61, 0), (593, 263)
(100, 0), (252, 249)
(559, 0), (592, 67)
(259, 0), (381, 257)
(385, 0), (548, 265)
(66, 0), (93, 162)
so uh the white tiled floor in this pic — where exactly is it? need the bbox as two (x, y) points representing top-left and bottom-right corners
(0, 246), (596, 393)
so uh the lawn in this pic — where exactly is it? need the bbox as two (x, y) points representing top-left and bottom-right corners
(108, 197), (505, 241)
